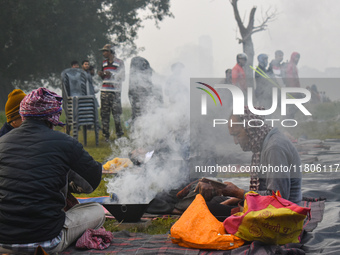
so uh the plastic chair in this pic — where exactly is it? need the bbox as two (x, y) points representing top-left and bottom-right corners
(61, 68), (99, 146)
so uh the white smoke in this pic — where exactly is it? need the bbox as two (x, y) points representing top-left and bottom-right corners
(105, 60), (191, 204)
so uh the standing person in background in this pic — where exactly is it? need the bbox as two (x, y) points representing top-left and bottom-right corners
(164, 62), (186, 105)
(88, 65), (100, 107)
(285, 52), (301, 88)
(255, 54), (273, 109)
(129, 56), (153, 121)
(82, 60), (99, 100)
(267, 50), (286, 88)
(0, 89), (26, 137)
(310, 84), (321, 104)
(232, 53), (248, 93)
(98, 44), (125, 142)
(82, 60), (100, 129)
(82, 60), (94, 95)
(71, 60), (79, 68)
(224, 69), (232, 84)
(285, 52), (301, 119)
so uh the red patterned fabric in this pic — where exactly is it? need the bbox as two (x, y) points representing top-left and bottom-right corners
(19, 87), (64, 126)
(75, 227), (113, 250)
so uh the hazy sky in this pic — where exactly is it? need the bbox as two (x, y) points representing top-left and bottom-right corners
(133, 0), (340, 77)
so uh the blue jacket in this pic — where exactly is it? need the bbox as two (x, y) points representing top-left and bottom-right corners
(0, 122), (14, 138)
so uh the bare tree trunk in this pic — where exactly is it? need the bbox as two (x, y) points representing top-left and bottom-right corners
(230, 0), (276, 88)
(242, 36), (255, 88)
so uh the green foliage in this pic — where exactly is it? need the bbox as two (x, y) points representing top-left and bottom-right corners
(1, 1), (104, 83)
(0, 0), (172, 91)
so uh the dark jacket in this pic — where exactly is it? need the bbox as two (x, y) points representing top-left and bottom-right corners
(0, 122), (14, 137)
(0, 119), (102, 244)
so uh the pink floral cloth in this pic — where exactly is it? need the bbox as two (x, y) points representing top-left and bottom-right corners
(76, 227), (113, 250)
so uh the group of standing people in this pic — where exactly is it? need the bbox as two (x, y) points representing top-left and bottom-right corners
(65, 43), (189, 143)
(224, 50), (302, 118)
(255, 51), (302, 118)
(69, 44), (164, 142)
(69, 59), (99, 97)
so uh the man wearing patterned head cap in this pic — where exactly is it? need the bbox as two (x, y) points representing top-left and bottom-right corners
(0, 89), (26, 137)
(0, 87), (105, 254)
(196, 106), (302, 218)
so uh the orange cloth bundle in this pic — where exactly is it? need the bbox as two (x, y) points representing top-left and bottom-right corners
(170, 194), (244, 250)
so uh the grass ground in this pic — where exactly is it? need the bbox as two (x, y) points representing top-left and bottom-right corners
(0, 101), (340, 233)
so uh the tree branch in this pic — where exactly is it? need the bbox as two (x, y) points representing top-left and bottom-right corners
(251, 28), (266, 35)
(246, 6), (257, 31)
(230, 0), (246, 34)
(252, 7), (276, 34)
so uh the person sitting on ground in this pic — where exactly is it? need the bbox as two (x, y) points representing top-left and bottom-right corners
(0, 89), (26, 137)
(0, 87), (105, 254)
(196, 106), (302, 218)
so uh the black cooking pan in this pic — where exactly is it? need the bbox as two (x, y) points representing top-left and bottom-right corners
(103, 204), (149, 222)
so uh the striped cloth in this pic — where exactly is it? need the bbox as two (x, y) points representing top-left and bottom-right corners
(0, 232), (62, 253)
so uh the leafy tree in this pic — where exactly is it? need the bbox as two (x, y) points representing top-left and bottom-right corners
(0, 0), (172, 110)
